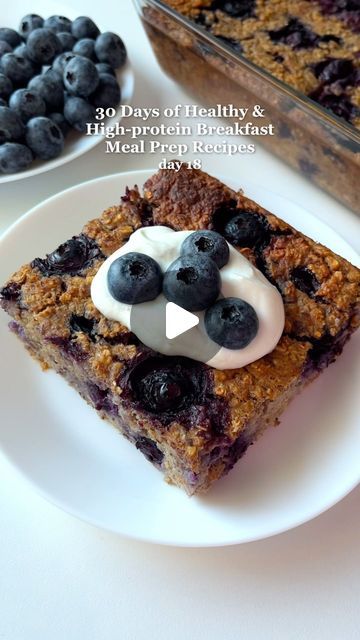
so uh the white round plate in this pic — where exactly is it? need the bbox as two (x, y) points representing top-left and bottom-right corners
(0, 0), (134, 183)
(0, 169), (359, 547)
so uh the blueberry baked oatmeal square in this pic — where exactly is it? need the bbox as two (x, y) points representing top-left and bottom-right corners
(1, 166), (359, 495)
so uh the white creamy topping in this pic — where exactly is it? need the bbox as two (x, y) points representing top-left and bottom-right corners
(91, 226), (285, 370)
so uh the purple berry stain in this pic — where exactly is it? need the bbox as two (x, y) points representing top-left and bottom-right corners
(31, 234), (103, 277)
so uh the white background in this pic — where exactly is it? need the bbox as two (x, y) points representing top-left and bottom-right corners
(0, 1), (359, 638)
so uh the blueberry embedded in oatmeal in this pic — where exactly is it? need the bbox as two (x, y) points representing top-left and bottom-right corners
(290, 266), (321, 298)
(135, 435), (164, 465)
(269, 18), (320, 49)
(210, 0), (256, 19)
(312, 58), (355, 84)
(128, 356), (202, 415)
(222, 211), (270, 248)
(31, 234), (103, 276)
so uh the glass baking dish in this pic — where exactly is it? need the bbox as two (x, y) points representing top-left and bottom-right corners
(134, 0), (360, 213)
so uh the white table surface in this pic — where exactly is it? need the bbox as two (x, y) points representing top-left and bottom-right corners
(0, 1), (359, 638)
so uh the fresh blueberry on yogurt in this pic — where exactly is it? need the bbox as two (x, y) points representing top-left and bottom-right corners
(163, 255), (221, 312)
(180, 230), (230, 269)
(107, 252), (163, 304)
(205, 297), (259, 349)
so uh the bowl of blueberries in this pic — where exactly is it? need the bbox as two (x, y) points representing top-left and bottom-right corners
(0, 6), (133, 181)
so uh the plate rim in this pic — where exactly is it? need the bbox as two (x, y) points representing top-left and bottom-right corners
(0, 168), (359, 547)
(1, 443), (358, 548)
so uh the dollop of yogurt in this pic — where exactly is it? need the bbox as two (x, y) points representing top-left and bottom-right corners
(91, 226), (285, 370)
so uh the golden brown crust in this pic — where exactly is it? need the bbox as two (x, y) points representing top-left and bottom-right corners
(144, 165), (235, 229)
(263, 233), (360, 338)
(213, 335), (310, 438)
(83, 186), (145, 255)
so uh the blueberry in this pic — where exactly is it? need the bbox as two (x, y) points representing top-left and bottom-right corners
(0, 106), (24, 143)
(131, 359), (195, 413)
(19, 15), (44, 40)
(57, 32), (77, 52)
(9, 88), (46, 123)
(94, 32), (127, 68)
(0, 73), (13, 99)
(0, 97), (7, 107)
(48, 112), (70, 137)
(137, 371), (184, 412)
(313, 58), (354, 84)
(44, 16), (72, 34)
(0, 53), (37, 87)
(317, 0), (359, 15)
(73, 38), (96, 60)
(63, 55), (99, 97)
(205, 297), (259, 349)
(135, 436), (164, 465)
(52, 51), (76, 75)
(96, 62), (116, 77)
(28, 70), (64, 111)
(343, 11), (360, 32)
(0, 28), (22, 48)
(290, 266), (320, 297)
(269, 18), (319, 49)
(25, 116), (64, 160)
(309, 87), (357, 122)
(27, 28), (61, 64)
(223, 211), (269, 248)
(0, 281), (21, 302)
(47, 335), (87, 362)
(210, 0), (256, 18)
(163, 255), (220, 311)
(87, 383), (117, 415)
(13, 43), (29, 58)
(194, 11), (208, 26)
(90, 73), (120, 109)
(70, 314), (96, 340)
(181, 230), (229, 269)
(45, 64), (67, 88)
(0, 41), (12, 58)
(32, 234), (103, 276)
(107, 252), (163, 304)
(0, 142), (33, 173)
(71, 16), (100, 40)
(64, 96), (95, 132)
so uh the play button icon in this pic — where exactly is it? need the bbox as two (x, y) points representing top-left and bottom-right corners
(165, 302), (199, 339)
(130, 293), (220, 364)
